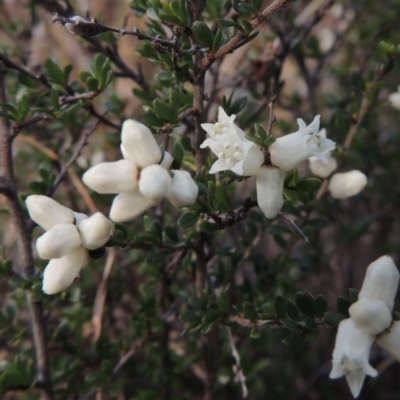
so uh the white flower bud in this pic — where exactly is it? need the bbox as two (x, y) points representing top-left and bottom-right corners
(78, 212), (113, 250)
(36, 223), (82, 260)
(74, 212), (88, 226)
(167, 170), (199, 208)
(65, 16), (88, 35)
(110, 190), (158, 223)
(26, 195), (74, 231)
(309, 152), (338, 178)
(328, 170), (367, 199)
(329, 318), (377, 399)
(358, 255), (399, 310)
(139, 164), (172, 202)
(42, 246), (87, 294)
(349, 298), (392, 335)
(389, 90), (400, 111)
(256, 166), (285, 219)
(160, 151), (174, 170)
(121, 119), (161, 168)
(377, 321), (400, 361)
(83, 160), (138, 194)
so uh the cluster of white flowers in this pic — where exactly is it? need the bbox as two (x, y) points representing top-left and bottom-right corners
(83, 119), (199, 222)
(329, 255), (400, 398)
(308, 130), (367, 199)
(201, 109), (336, 219)
(26, 195), (113, 294)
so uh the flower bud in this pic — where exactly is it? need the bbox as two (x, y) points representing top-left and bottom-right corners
(358, 255), (399, 310)
(121, 119), (161, 168)
(167, 170), (199, 208)
(328, 170), (367, 199)
(349, 298), (392, 335)
(110, 190), (158, 223)
(36, 223), (82, 259)
(65, 16), (88, 35)
(139, 164), (172, 202)
(26, 195), (74, 231)
(309, 152), (338, 178)
(377, 321), (400, 361)
(256, 166), (285, 219)
(42, 246), (87, 294)
(160, 151), (174, 170)
(74, 212), (88, 226)
(83, 160), (138, 194)
(389, 90), (400, 111)
(78, 212), (113, 250)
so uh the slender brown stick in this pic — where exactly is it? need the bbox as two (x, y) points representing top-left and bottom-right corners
(0, 69), (54, 400)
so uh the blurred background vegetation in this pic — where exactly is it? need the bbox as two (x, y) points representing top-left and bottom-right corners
(1, 0), (400, 399)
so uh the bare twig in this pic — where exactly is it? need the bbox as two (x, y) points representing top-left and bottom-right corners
(226, 327), (248, 398)
(279, 213), (310, 243)
(265, 93), (277, 137)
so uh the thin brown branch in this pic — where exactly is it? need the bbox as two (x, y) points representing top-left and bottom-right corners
(0, 70), (54, 400)
(200, 0), (293, 70)
(279, 212), (310, 243)
(265, 93), (277, 137)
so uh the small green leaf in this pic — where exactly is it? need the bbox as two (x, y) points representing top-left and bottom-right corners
(217, 19), (244, 32)
(243, 301), (258, 322)
(296, 178), (321, 192)
(229, 96), (247, 114)
(199, 220), (218, 232)
(212, 29), (224, 52)
(147, 249), (170, 264)
(282, 331), (305, 347)
(153, 99), (177, 123)
(50, 88), (59, 111)
(350, 71), (365, 90)
(245, 134), (265, 147)
(192, 21), (213, 48)
(314, 295), (328, 317)
(283, 188), (298, 202)
(250, 328), (260, 339)
(286, 300), (300, 321)
(336, 296), (351, 316)
(254, 123), (267, 139)
(178, 211), (200, 228)
(274, 295), (286, 318)
(171, 141), (184, 169)
(217, 292), (230, 314)
(45, 59), (66, 85)
(349, 288), (359, 303)
(234, 31), (259, 50)
(86, 77), (99, 91)
(303, 316), (318, 329)
(180, 310), (201, 323)
(263, 136), (276, 146)
(142, 105), (164, 127)
(324, 311), (345, 326)
(295, 291), (315, 316)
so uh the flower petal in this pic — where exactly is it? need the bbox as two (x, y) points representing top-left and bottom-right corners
(110, 190), (158, 223)
(121, 119), (161, 168)
(209, 158), (229, 174)
(42, 246), (87, 294)
(78, 212), (113, 250)
(26, 195), (74, 231)
(36, 224), (82, 259)
(83, 160), (138, 194)
(167, 170), (199, 208)
(139, 164), (171, 202)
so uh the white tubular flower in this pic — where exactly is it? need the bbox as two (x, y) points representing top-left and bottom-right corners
(77, 212), (113, 250)
(42, 247), (87, 295)
(138, 165), (172, 202)
(36, 224), (82, 260)
(121, 119), (161, 168)
(200, 107), (264, 176)
(357, 255), (399, 310)
(349, 298), (392, 335)
(26, 195), (75, 230)
(328, 170), (367, 199)
(269, 116), (336, 171)
(389, 86), (400, 111)
(329, 318), (377, 398)
(167, 170), (199, 208)
(110, 190), (158, 223)
(82, 160), (138, 194)
(377, 321), (400, 361)
(255, 166), (285, 219)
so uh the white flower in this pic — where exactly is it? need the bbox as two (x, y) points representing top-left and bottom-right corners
(328, 170), (367, 199)
(200, 107), (264, 176)
(83, 119), (198, 223)
(349, 298), (392, 335)
(26, 195), (113, 294)
(168, 170), (199, 208)
(377, 321), (400, 361)
(255, 166), (285, 219)
(329, 318), (377, 398)
(269, 116), (336, 171)
(388, 86), (400, 110)
(357, 255), (399, 311)
(308, 129), (338, 178)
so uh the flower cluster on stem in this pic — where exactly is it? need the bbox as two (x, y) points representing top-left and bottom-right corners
(26, 195), (113, 294)
(329, 255), (400, 398)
